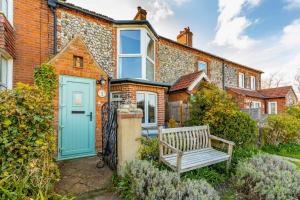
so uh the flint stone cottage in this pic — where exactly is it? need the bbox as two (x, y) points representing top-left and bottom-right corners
(0, 0), (297, 160)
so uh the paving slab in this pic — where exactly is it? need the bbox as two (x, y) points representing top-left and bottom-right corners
(54, 156), (113, 195)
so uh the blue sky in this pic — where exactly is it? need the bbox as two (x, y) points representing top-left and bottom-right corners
(67, 0), (300, 88)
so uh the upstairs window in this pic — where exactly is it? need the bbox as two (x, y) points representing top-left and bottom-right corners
(250, 76), (256, 90)
(0, 0), (8, 17)
(118, 29), (155, 81)
(239, 73), (245, 88)
(198, 61), (207, 74)
(0, 56), (8, 89)
(146, 34), (155, 81)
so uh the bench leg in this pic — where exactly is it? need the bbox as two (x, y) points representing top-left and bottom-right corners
(226, 144), (233, 172)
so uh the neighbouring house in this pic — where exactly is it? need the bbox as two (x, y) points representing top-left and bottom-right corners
(227, 86), (298, 115)
(0, 0), (297, 160)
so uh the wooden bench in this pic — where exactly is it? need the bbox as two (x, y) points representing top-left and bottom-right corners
(159, 126), (234, 174)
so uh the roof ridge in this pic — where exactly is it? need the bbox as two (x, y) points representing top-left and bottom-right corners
(58, 1), (263, 74)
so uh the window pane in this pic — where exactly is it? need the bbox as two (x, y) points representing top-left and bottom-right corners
(0, 57), (7, 87)
(137, 93), (145, 123)
(148, 94), (156, 123)
(198, 62), (207, 73)
(146, 59), (154, 81)
(1, 0), (7, 17)
(120, 30), (141, 54)
(119, 57), (142, 78)
(146, 34), (154, 60)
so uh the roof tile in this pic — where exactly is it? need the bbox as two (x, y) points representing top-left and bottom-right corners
(170, 71), (202, 92)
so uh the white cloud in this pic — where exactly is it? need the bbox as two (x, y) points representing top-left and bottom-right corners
(213, 0), (261, 49)
(280, 19), (300, 46)
(285, 0), (300, 9)
(146, 0), (174, 22)
(66, 0), (189, 22)
(209, 17), (300, 91)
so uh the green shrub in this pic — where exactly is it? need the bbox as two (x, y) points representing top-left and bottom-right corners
(287, 104), (300, 119)
(0, 65), (70, 199)
(234, 154), (300, 200)
(117, 160), (220, 200)
(138, 137), (159, 161)
(264, 113), (300, 145)
(186, 82), (258, 147)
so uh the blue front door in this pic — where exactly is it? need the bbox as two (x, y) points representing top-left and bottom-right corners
(58, 75), (96, 160)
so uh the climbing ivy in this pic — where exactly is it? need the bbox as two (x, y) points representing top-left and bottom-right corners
(34, 63), (57, 99)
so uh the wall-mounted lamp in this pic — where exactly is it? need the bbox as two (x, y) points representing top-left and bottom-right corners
(96, 76), (106, 85)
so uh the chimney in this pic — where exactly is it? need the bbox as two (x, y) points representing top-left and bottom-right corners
(134, 6), (147, 20)
(177, 27), (193, 47)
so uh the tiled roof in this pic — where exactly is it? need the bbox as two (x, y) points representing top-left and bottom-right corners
(170, 71), (202, 92)
(227, 87), (266, 98)
(258, 86), (293, 98)
(227, 86), (293, 99)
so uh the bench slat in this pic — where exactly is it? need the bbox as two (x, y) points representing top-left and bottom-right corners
(159, 125), (234, 174)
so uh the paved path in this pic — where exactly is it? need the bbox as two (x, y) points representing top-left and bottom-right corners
(54, 156), (120, 199)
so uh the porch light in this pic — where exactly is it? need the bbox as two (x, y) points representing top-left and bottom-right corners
(97, 76), (106, 85)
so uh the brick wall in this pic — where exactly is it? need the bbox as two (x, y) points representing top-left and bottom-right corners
(265, 98), (286, 114)
(49, 36), (108, 153)
(13, 0), (53, 85)
(111, 83), (166, 126)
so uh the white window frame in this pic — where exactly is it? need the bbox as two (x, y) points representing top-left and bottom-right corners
(239, 72), (245, 88)
(0, 55), (13, 89)
(250, 101), (261, 109)
(0, 0), (13, 24)
(268, 102), (277, 115)
(198, 61), (208, 73)
(136, 91), (157, 127)
(250, 76), (256, 90)
(117, 28), (155, 81)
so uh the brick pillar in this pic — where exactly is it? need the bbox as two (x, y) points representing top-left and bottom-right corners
(117, 104), (143, 171)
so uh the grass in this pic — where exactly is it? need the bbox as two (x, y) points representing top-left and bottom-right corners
(261, 143), (300, 159)
(289, 161), (300, 170)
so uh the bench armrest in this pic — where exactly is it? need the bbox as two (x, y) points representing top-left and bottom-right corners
(210, 135), (235, 146)
(160, 141), (183, 154)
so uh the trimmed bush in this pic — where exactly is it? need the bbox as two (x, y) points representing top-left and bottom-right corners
(264, 113), (300, 145)
(186, 82), (258, 147)
(235, 154), (300, 200)
(117, 160), (220, 200)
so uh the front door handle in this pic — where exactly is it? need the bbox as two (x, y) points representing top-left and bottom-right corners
(87, 112), (93, 121)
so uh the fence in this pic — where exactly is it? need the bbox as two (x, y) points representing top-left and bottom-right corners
(167, 101), (189, 126)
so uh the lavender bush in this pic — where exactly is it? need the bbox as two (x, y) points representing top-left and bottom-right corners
(235, 154), (300, 200)
(117, 160), (220, 200)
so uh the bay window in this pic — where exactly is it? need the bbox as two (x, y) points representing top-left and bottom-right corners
(137, 92), (157, 126)
(118, 29), (155, 81)
(0, 0), (8, 17)
(0, 56), (8, 89)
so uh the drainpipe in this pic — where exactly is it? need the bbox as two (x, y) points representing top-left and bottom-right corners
(48, 0), (58, 54)
(222, 61), (225, 90)
(108, 77), (112, 109)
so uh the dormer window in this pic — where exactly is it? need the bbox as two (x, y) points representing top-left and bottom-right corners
(118, 28), (155, 81)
